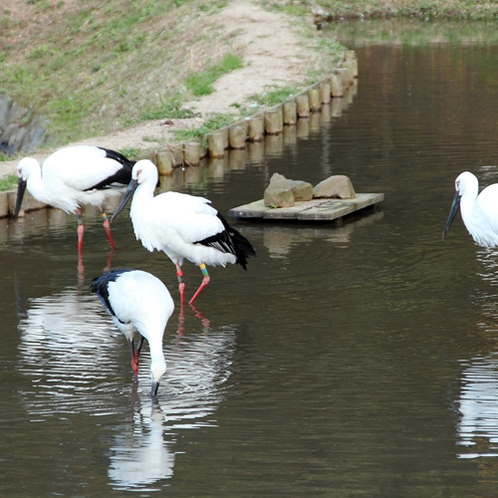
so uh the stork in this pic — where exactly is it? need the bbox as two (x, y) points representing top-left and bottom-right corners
(443, 171), (498, 247)
(111, 160), (256, 304)
(15, 145), (135, 253)
(91, 269), (174, 397)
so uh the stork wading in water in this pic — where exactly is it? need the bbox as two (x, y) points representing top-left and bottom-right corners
(14, 145), (135, 254)
(91, 269), (174, 397)
(443, 171), (498, 247)
(111, 160), (256, 305)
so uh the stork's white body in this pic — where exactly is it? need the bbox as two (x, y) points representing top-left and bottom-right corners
(131, 187), (236, 267)
(111, 160), (256, 304)
(444, 171), (498, 247)
(91, 269), (174, 396)
(17, 145), (132, 213)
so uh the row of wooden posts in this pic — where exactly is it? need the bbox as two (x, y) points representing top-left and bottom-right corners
(153, 50), (358, 175)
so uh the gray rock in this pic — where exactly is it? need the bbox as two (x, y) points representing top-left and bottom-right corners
(313, 175), (356, 199)
(264, 173), (295, 208)
(0, 93), (12, 132)
(288, 179), (313, 201)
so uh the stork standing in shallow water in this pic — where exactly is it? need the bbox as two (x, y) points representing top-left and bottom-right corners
(443, 171), (498, 247)
(15, 145), (135, 253)
(111, 160), (256, 305)
(91, 269), (174, 397)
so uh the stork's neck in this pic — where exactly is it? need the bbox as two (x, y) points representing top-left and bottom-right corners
(26, 168), (51, 205)
(148, 336), (166, 382)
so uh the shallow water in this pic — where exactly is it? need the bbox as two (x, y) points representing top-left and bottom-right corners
(2, 24), (498, 497)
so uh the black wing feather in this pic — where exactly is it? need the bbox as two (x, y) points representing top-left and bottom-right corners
(90, 269), (133, 318)
(84, 147), (135, 191)
(195, 213), (256, 270)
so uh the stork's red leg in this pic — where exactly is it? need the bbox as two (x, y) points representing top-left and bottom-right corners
(100, 209), (115, 248)
(130, 336), (145, 376)
(189, 263), (210, 305)
(76, 208), (84, 254)
(176, 262), (186, 304)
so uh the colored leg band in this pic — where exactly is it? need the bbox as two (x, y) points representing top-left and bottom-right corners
(176, 268), (184, 283)
(199, 263), (209, 277)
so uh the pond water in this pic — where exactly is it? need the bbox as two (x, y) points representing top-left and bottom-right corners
(2, 22), (498, 497)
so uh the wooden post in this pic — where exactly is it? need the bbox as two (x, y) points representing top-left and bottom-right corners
(331, 97), (343, 117)
(345, 50), (356, 62)
(229, 125), (247, 149)
(334, 67), (349, 89)
(207, 132), (225, 158)
(296, 118), (309, 139)
(296, 93), (310, 117)
(155, 149), (173, 175)
(330, 74), (344, 98)
(264, 107), (283, 135)
(247, 115), (264, 142)
(171, 146), (184, 167)
(320, 82), (331, 104)
(221, 127), (229, 149)
(321, 104), (331, 124)
(183, 141), (200, 165)
(283, 101), (297, 125)
(308, 88), (320, 112)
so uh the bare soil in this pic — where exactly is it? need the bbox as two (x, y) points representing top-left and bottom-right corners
(1, 0), (329, 177)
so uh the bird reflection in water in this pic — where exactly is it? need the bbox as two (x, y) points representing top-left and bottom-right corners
(108, 391), (175, 491)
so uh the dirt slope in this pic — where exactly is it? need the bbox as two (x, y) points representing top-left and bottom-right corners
(1, 0), (331, 177)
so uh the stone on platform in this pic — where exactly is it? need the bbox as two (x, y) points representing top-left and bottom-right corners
(264, 173), (295, 208)
(288, 179), (313, 201)
(313, 175), (356, 199)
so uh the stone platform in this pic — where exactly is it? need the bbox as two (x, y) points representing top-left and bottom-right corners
(228, 193), (384, 221)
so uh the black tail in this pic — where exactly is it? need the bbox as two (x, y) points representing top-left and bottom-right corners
(195, 213), (256, 270)
(218, 213), (256, 270)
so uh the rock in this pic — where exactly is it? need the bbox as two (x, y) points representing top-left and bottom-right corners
(264, 173), (295, 208)
(288, 179), (313, 201)
(313, 175), (356, 199)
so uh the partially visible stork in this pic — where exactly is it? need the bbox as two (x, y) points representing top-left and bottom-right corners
(111, 160), (256, 305)
(15, 145), (135, 253)
(91, 269), (174, 397)
(443, 171), (498, 247)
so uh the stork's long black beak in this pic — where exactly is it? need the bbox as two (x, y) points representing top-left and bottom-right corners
(151, 380), (160, 398)
(14, 178), (27, 218)
(442, 190), (461, 239)
(111, 178), (138, 223)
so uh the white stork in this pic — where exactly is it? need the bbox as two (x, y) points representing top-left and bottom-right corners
(111, 160), (256, 305)
(91, 269), (174, 397)
(15, 145), (135, 253)
(443, 171), (498, 247)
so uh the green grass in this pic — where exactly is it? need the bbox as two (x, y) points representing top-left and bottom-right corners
(172, 113), (235, 147)
(0, 175), (19, 192)
(186, 53), (243, 97)
(304, 0), (498, 20)
(248, 86), (299, 107)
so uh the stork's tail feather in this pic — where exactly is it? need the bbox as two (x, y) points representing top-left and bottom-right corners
(216, 213), (256, 270)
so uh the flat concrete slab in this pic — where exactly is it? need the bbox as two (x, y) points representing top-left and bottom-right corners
(228, 193), (384, 221)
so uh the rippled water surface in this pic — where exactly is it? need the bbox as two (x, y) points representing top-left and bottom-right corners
(3, 26), (498, 497)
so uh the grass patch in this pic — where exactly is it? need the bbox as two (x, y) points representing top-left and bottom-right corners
(248, 86), (298, 107)
(172, 113), (235, 147)
(118, 148), (141, 159)
(0, 175), (19, 192)
(186, 53), (243, 97)
(304, 0), (498, 20)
